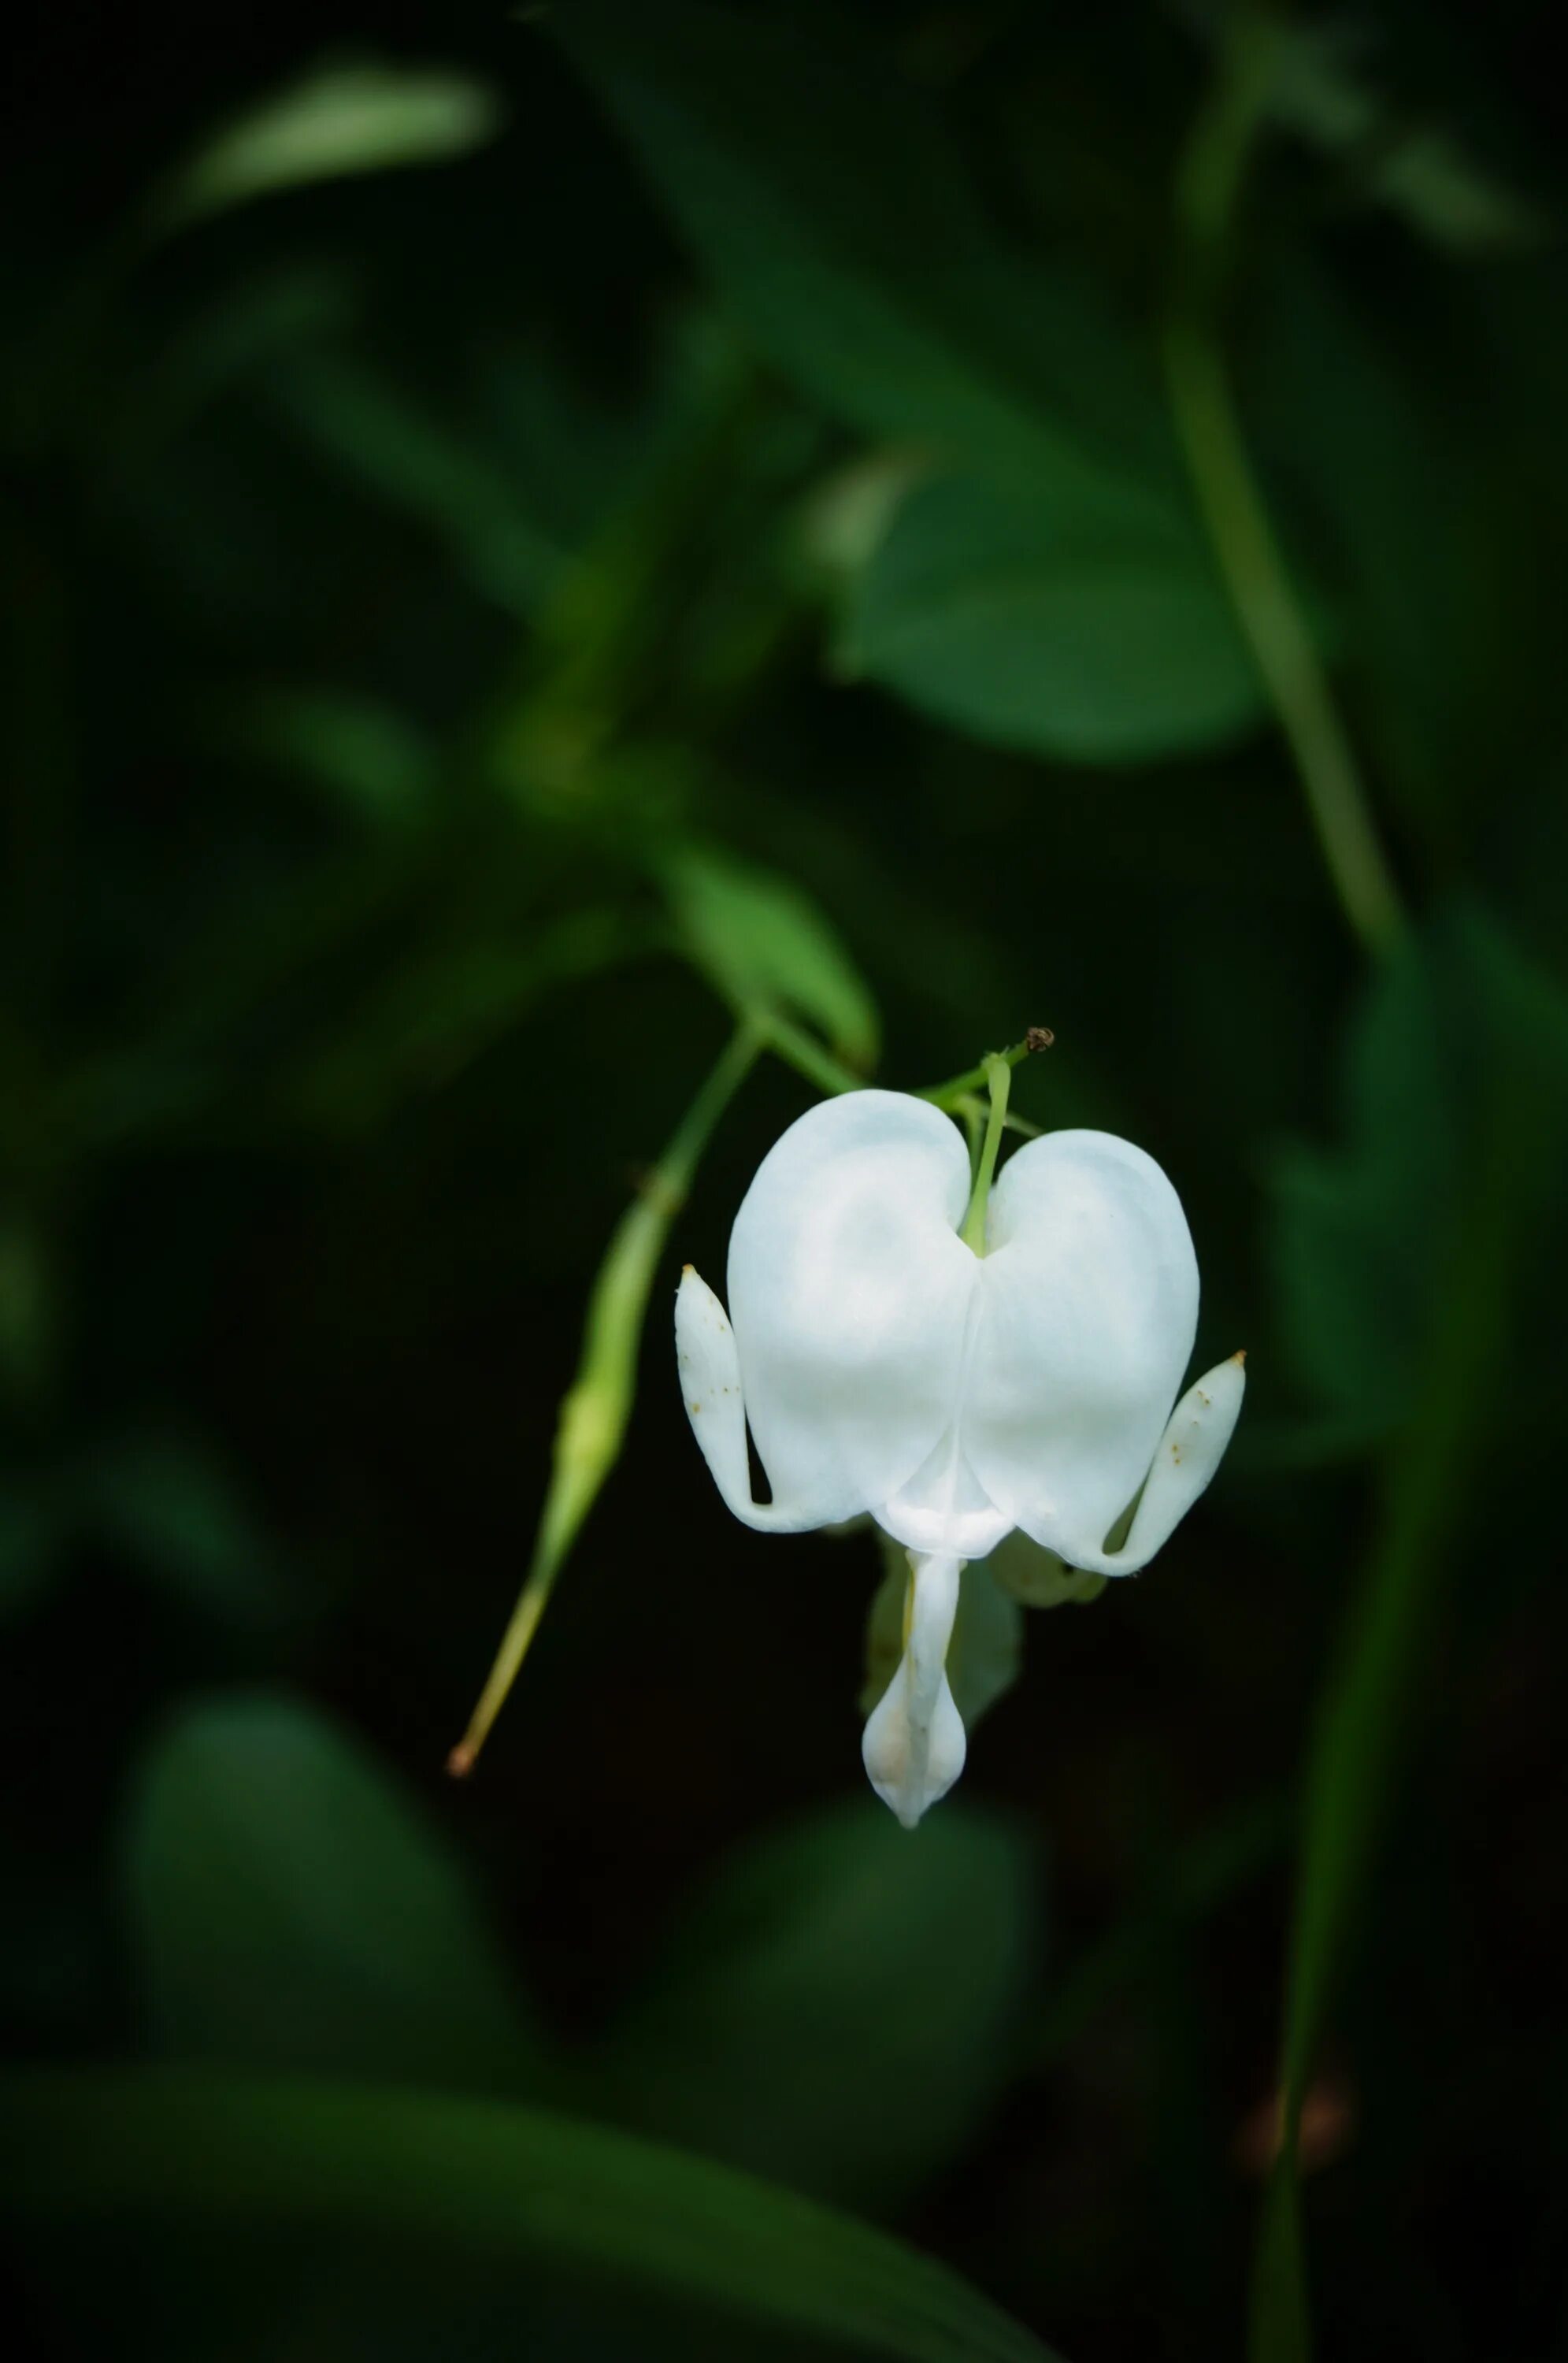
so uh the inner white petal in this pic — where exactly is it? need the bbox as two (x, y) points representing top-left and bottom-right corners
(877, 1422), (1013, 1559)
(862, 1550), (967, 1829)
(873, 1278), (1011, 1556)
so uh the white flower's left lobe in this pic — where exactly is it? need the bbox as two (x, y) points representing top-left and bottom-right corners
(719, 1090), (977, 1528)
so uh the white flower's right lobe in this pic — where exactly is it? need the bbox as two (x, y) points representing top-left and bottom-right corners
(965, 1129), (1200, 1566)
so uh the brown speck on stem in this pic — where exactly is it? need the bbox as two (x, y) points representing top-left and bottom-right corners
(446, 1743), (476, 1779)
(1025, 1026), (1055, 1054)
(631, 1167), (683, 1216)
(1235, 2071), (1355, 2179)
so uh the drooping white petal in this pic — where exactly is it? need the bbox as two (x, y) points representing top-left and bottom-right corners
(862, 1551), (966, 1828)
(725, 1091), (976, 1530)
(1072, 1353), (1247, 1575)
(964, 1130), (1199, 1567)
(675, 1268), (824, 1530)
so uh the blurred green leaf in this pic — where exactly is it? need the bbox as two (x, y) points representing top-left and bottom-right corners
(87, 1434), (287, 1624)
(555, 0), (1172, 496)
(113, 264), (358, 458)
(268, 351), (562, 614)
(1270, 905), (1568, 1450)
(155, 57), (505, 231)
(1269, 937), (1457, 1448)
(863, 1544), (1025, 1732)
(65, 840), (424, 1151)
(229, 688), (434, 828)
(799, 448), (932, 588)
(480, 334), (673, 558)
(1253, 15), (1548, 253)
(1, 2065), (1067, 2363)
(1032, 1791), (1289, 2069)
(664, 840), (880, 1067)
(600, 1798), (1040, 2212)
(286, 905), (649, 1132)
(0, 1212), (52, 1408)
(843, 469), (1263, 765)
(1252, 258), (1524, 822)
(123, 1692), (543, 2091)
(0, 1475), (62, 1621)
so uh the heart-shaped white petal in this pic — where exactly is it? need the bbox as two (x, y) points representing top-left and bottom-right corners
(965, 1130), (1199, 1566)
(725, 1090), (976, 1529)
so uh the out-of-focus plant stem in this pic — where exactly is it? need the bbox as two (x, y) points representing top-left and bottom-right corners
(761, 1012), (865, 1099)
(1165, 2), (1407, 961)
(448, 1020), (762, 1773)
(1249, 1081), (1522, 2361)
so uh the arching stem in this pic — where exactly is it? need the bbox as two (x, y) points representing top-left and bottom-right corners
(448, 1022), (761, 1775)
(1165, 0), (1407, 959)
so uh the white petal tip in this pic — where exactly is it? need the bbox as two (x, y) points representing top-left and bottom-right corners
(1162, 1354), (1247, 1474)
(1077, 1352), (1247, 1576)
(862, 1671), (966, 1830)
(674, 1267), (752, 1497)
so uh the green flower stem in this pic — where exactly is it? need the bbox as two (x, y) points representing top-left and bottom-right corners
(954, 1090), (1040, 1143)
(960, 1056), (1011, 1253)
(763, 1017), (1046, 1149)
(450, 1021), (762, 1774)
(917, 1031), (1051, 1113)
(1166, 0), (1407, 960)
(1163, 321), (1405, 958)
(762, 1019), (1047, 1144)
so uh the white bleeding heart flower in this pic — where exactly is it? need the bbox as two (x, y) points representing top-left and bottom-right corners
(675, 1089), (1244, 1829)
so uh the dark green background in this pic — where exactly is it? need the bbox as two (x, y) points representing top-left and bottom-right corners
(4, 3), (1566, 2358)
